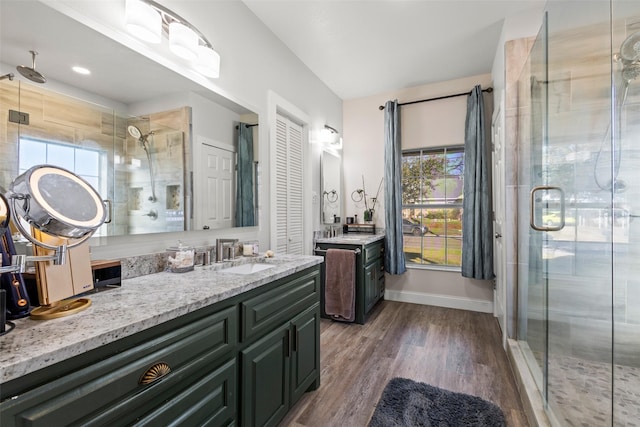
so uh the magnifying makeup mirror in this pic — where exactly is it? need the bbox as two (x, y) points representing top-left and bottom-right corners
(3, 165), (107, 319)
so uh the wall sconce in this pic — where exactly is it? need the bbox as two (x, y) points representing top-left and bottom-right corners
(125, 0), (221, 78)
(319, 125), (342, 149)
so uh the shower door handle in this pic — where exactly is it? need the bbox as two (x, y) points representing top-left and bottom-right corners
(103, 199), (112, 224)
(530, 185), (565, 231)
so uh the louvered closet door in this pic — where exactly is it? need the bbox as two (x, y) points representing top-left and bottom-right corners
(275, 114), (303, 255)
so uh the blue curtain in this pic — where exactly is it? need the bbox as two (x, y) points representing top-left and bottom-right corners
(383, 100), (406, 275)
(461, 86), (494, 279)
(235, 123), (255, 227)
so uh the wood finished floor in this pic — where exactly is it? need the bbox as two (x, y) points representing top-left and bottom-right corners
(280, 300), (528, 426)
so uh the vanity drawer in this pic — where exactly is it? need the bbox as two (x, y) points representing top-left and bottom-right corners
(363, 242), (382, 264)
(241, 269), (319, 342)
(1, 306), (237, 427)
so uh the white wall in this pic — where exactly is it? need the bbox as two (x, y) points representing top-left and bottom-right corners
(343, 73), (494, 313)
(41, 0), (343, 259)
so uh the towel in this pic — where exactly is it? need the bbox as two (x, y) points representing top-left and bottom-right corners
(324, 248), (356, 322)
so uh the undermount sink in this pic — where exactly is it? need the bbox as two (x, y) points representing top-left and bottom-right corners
(219, 263), (275, 275)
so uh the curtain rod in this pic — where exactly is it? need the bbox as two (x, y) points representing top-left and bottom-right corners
(235, 123), (259, 129)
(378, 87), (493, 110)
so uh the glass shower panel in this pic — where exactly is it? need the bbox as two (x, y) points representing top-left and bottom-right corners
(516, 13), (548, 395)
(545, 1), (614, 425)
(612, 2), (640, 425)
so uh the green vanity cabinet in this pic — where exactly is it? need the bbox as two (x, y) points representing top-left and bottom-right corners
(0, 265), (321, 427)
(240, 269), (321, 427)
(316, 238), (385, 324)
(0, 304), (238, 427)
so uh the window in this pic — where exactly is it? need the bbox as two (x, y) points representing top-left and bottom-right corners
(401, 147), (464, 268)
(19, 137), (108, 234)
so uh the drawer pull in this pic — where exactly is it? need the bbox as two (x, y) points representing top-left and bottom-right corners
(139, 362), (171, 385)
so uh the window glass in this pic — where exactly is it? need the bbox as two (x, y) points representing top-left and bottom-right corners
(401, 147), (464, 268)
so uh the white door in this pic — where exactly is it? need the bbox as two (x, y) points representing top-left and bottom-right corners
(196, 142), (235, 230)
(491, 91), (507, 345)
(275, 114), (303, 255)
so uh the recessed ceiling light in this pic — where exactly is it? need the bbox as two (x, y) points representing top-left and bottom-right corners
(72, 66), (91, 75)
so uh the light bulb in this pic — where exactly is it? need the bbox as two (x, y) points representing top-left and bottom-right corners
(125, 0), (161, 44)
(169, 22), (199, 60)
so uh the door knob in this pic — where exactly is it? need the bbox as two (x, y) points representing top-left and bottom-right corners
(203, 225), (210, 230)
(495, 232), (502, 239)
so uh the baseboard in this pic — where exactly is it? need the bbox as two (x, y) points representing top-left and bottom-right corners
(384, 290), (493, 313)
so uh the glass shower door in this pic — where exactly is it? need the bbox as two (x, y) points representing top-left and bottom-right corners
(544, 2), (615, 424)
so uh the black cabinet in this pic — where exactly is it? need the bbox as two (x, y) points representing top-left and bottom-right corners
(316, 238), (385, 324)
(1, 266), (321, 427)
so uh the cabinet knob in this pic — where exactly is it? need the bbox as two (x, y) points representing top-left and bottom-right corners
(139, 362), (171, 385)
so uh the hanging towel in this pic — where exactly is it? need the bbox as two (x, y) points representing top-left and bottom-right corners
(324, 248), (356, 322)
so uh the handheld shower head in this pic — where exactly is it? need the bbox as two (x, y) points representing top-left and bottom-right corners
(620, 31), (640, 62)
(127, 125), (154, 145)
(16, 51), (46, 84)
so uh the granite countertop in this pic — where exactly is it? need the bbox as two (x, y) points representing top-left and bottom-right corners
(315, 233), (385, 246)
(0, 255), (323, 384)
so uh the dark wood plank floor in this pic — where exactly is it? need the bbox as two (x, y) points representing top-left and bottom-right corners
(279, 300), (528, 426)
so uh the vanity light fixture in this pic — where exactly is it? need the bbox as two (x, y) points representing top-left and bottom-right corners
(320, 124), (343, 149)
(124, 0), (221, 78)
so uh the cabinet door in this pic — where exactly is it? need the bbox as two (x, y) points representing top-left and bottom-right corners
(364, 261), (379, 313)
(290, 303), (320, 404)
(241, 324), (290, 427)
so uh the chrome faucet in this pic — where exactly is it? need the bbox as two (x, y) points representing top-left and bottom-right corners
(215, 238), (238, 262)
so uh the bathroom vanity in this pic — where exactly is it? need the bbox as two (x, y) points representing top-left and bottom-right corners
(0, 256), (322, 427)
(314, 234), (385, 324)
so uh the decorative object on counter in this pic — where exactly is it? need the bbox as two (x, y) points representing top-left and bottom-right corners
(242, 241), (259, 256)
(352, 176), (383, 223)
(166, 242), (195, 273)
(346, 216), (354, 224)
(243, 243), (253, 256)
(343, 223), (376, 234)
(265, 250), (275, 258)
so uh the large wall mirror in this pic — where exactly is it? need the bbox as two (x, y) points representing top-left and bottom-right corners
(321, 150), (342, 224)
(0, 1), (259, 237)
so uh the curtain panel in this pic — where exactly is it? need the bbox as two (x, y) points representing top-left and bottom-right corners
(384, 100), (406, 275)
(461, 86), (494, 280)
(235, 123), (255, 227)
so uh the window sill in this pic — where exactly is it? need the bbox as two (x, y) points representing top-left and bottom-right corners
(404, 264), (461, 273)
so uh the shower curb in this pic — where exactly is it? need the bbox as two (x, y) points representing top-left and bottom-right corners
(506, 339), (551, 427)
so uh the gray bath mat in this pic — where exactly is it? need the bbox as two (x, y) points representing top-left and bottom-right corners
(369, 377), (506, 427)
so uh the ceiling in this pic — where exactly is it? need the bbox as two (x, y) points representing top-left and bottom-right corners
(243, 0), (546, 100)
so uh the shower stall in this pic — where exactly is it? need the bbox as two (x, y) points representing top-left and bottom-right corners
(515, 1), (640, 425)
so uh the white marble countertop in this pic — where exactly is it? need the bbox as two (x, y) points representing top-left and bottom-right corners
(0, 255), (323, 385)
(315, 233), (385, 246)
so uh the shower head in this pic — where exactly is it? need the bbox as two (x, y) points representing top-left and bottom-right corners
(127, 125), (142, 139)
(127, 125), (154, 146)
(16, 51), (46, 84)
(620, 31), (640, 62)
(0, 73), (14, 81)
